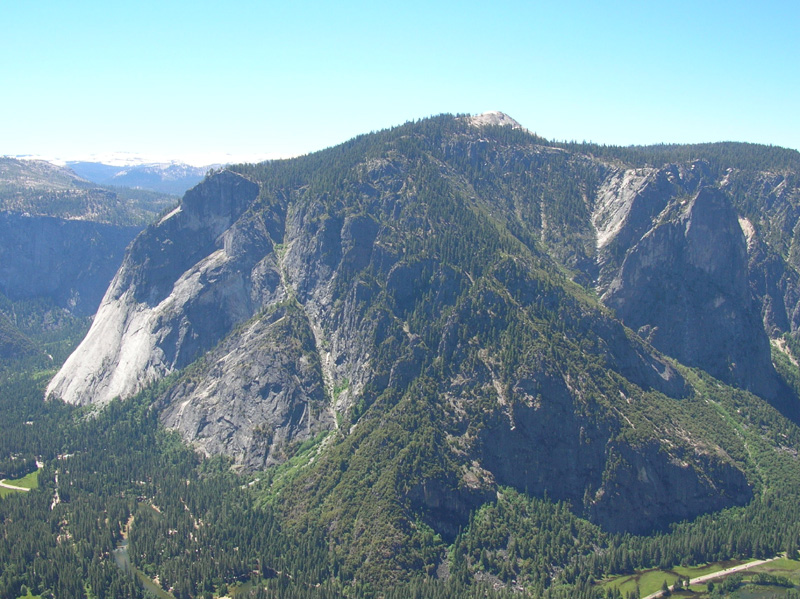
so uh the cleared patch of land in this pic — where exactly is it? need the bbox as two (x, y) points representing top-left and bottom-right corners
(602, 559), (763, 597)
(748, 557), (800, 576)
(0, 469), (40, 498)
(602, 556), (800, 599)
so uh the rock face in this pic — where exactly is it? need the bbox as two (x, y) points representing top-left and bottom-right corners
(588, 163), (800, 420)
(45, 170), (262, 405)
(601, 187), (783, 402)
(48, 114), (800, 541)
(159, 304), (334, 470)
(466, 110), (526, 130)
(0, 212), (140, 316)
(589, 442), (752, 534)
(480, 399), (753, 534)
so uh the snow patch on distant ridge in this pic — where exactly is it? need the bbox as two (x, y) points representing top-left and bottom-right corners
(15, 150), (285, 168)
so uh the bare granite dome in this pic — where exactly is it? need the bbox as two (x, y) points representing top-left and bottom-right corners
(465, 110), (525, 129)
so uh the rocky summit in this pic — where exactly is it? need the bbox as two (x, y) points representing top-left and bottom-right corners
(48, 114), (800, 552)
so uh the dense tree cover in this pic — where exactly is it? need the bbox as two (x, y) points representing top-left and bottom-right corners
(553, 139), (800, 174)
(0, 185), (174, 227)
(0, 311), (37, 363)
(0, 294), (90, 375)
(0, 370), (526, 599)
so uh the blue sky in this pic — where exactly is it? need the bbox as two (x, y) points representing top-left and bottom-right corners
(2, 0), (798, 164)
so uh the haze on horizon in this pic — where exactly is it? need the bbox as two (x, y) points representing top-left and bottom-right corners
(2, 0), (799, 164)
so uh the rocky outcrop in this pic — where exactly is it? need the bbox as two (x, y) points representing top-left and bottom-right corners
(743, 221), (800, 337)
(159, 304), (334, 470)
(480, 390), (753, 534)
(465, 111), (526, 130)
(46, 164), (407, 461)
(601, 187), (786, 405)
(45, 170), (262, 405)
(593, 161), (708, 290)
(724, 168), (800, 342)
(590, 442), (752, 534)
(478, 371), (609, 503)
(586, 159), (800, 420)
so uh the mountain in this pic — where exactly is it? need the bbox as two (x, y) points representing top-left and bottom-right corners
(0, 156), (176, 226)
(67, 160), (210, 195)
(0, 157), (178, 317)
(44, 114), (800, 587)
(0, 155), (88, 190)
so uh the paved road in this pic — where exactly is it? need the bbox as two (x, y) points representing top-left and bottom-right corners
(641, 556), (782, 599)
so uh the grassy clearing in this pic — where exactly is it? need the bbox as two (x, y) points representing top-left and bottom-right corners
(742, 557), (800, 589)
(601, 568), (680, 597)
(600, 557), (800, 598)
(8, 469), (39, 489)
(749, 557), (800, 575)
(0, 468), (40, 497)
(601, 560), (754, 597)
(724, 559), (800, 598)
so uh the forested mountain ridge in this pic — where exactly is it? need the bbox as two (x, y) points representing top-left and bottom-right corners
(0, 156), (176, 226)
(35, 113), (800, 595)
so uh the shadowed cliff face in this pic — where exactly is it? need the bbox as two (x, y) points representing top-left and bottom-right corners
(600, 187), (793, 416)
(479, 388), (753, 534)
(589, 442), (753, 534)
(0, 212), (140, 316)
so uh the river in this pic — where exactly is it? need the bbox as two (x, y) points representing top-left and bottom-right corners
(112, 517), (175, 599)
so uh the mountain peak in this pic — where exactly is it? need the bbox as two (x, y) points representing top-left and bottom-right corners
(465, 110), (524, 129)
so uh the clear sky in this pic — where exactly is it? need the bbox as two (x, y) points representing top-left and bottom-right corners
(2, 0), (798, 165)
